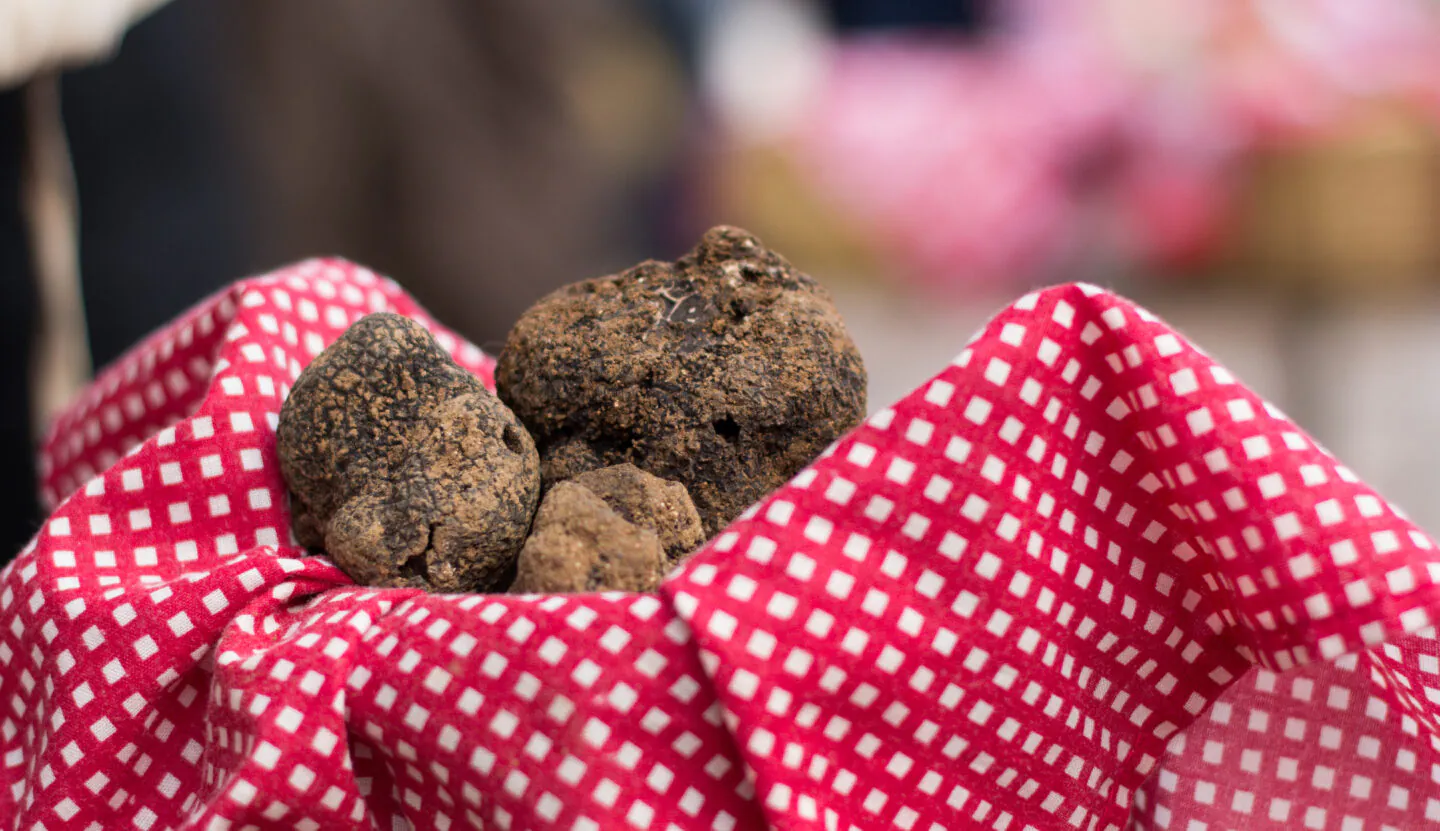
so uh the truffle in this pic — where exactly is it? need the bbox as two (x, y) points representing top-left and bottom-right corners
(496, 226), (867, 534)
(568, 464), (704, 565)
(278, 313), (541, 592)
(511, 482), (667, 594)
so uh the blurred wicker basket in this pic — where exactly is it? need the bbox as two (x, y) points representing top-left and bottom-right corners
(1228, 102), (1440, 291)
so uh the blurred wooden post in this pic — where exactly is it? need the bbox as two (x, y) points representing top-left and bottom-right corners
(21, 74), (91, 439)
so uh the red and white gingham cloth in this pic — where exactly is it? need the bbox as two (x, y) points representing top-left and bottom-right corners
(4, 259), (1440, 831)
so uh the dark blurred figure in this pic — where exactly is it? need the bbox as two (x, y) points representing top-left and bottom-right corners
(65, 1), (254, 368)
(0, 89), (40, 561)
(825, 0), (991, 32)
(223, 0), (678, 347)
(0, 1), (252, 561)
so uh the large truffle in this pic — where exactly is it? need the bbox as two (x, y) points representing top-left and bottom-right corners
(511, 482), (667, 594)
(569, 464), (704, 565)
(278, 313), (541, 592)
(496, 226), (867, 534)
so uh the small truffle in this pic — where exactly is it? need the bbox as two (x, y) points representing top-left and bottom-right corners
(278, 313), (540, 592)
(511, 482), (667, 594)
(568, 464), (704, 565)
(497, 226), (867, 534)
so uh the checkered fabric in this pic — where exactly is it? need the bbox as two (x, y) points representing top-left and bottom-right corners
(3, 259), (1440, 831)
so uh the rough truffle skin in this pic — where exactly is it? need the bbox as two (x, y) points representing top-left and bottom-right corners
(496, 226), (867, 534)
(511, 482), (667, 594)
(568, 464), (704, 565)
(278, 313), (541, 592)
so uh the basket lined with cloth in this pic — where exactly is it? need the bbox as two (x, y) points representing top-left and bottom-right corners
(4, 259), (1440, 830)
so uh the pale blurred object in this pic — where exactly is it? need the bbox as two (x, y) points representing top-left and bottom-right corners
(699, 0), (829, 145)
(1214, 0), (1440, 135)
(0, 0), (170, 89)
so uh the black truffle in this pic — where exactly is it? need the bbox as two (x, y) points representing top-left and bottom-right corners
(511, 482), (667, 594)
(496, 226), (867, 534)
(567, 464), (705, 565)
(278, 313), (540, 592)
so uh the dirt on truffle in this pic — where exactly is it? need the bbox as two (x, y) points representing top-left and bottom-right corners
(568, 464), (704, 565)
(511, 482), (667, 593)
(278, 313), (540, 592)
(496, 225), (867, 535)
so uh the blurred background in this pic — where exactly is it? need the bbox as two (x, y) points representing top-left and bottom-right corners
(5, 0), (1440, 553)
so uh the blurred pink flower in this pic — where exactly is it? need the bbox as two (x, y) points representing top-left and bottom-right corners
(772, 0), (1440, 288)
